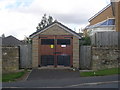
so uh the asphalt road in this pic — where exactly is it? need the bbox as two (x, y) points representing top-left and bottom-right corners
(71, 82), (119, 88)
(2, 69), (119, 89)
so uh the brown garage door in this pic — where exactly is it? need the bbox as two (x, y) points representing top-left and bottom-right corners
(39, 35), (73, 67)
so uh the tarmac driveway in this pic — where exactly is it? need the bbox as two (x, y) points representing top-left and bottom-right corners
(27, 69), (80, 81)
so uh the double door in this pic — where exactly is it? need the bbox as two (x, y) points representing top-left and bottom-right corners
(39, 35), (73, 67)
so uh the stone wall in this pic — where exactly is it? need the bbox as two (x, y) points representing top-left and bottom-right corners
(92, 47), (119, 70)
(2, 46), (19, 73)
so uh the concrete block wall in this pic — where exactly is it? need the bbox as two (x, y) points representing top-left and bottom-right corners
(41, 24), (72, 35)
(73, 36), (79, 68)
(32, 36), (39, 68)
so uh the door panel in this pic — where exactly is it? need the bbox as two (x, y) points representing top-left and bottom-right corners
(57, 55), (70, 66)
(64, 55), (70, 66)
(55, 35), (73, 67)
(41, 55), (54, 66)
(39, 35), (55, 66)
(57, 55), (64, 65)
(56, 36), (73, 66)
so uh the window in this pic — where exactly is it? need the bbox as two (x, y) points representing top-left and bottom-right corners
(101, 21), (107, 25)
(41, 39), (54, 45)
(57, 39), (70, 45)
(100, 19), (115, 25)
(108, 19), (115, 25)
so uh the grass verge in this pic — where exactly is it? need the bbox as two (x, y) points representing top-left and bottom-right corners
(2, 70), (27, 82)
(0, 77), (1, 82)
(80, 68), (120, 77)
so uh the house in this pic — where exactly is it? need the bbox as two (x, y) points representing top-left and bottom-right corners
(30, 21), (81, 68)
(83, 2), (120, 36)
(2, 35), (23, 46)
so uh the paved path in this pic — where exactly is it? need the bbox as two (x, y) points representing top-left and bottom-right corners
(2, 69), (119, 88)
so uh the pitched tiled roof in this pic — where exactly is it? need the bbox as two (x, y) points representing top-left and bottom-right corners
(2, 35), (23, 46)
(29, 21), (81, 39)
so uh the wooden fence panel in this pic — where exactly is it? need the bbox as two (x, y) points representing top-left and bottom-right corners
(91, 34), (95, 46)
(20, 44), (32, 68)
(91, 32), (118, 47)
(80, 46), (91, 70)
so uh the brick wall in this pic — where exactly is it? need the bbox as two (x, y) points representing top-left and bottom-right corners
(2, 46), (19, 73)
(92, 47), (119, 70)
(115, 2), (120, 32)
(40, 24), (72, 35)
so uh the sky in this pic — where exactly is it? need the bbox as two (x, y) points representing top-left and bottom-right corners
(0, 0), (110, 40)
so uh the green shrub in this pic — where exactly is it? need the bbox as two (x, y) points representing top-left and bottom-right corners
(80, 36), (91, 45)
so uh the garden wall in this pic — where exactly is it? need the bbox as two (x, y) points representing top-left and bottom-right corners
(2, 46), (19, 73)
(92, 47), (119, 70)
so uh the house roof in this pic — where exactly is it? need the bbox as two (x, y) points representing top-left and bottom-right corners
(2, 35), (23, 46)
(29, 21), (81, 39)
(88, 4), (111, 22)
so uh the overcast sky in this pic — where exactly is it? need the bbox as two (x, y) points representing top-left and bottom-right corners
(0, 0), (110, 40)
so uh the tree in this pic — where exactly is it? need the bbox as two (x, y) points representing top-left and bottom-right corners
(2, 34), (5, 38)
(24, 36), (32, 44)
(36, 14), (54, 31)
(48, 16), (53, 24)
